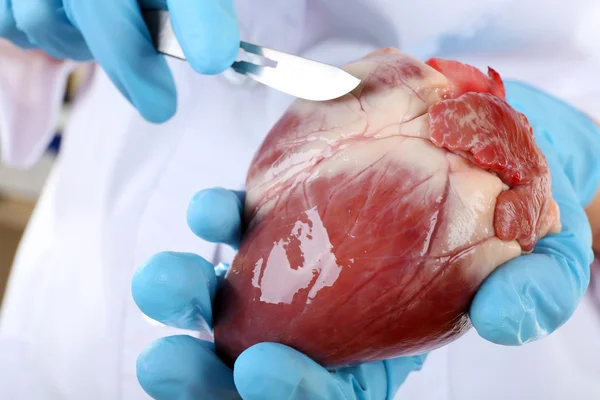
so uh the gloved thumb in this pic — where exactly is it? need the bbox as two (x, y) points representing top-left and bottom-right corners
(233, 343), (346, 400)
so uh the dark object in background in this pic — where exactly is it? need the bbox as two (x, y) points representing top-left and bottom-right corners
(47, 135), (62, 154)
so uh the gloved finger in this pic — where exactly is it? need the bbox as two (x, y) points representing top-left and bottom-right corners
(63, 0), (176, 123)
(234, 343), (422, 400)
(331, 354), (428, 399)
(132, 252), (218, 331)
(166, 0), (240, 74)
(187, 188), (244, 249)
(234, 343), (350, 400)
(0, 0), (35, 48)
(137, 335), (240, 400)
(380, 354), (428, 394)
(471, 146), (593, 345)
(11, 0), (91, 60)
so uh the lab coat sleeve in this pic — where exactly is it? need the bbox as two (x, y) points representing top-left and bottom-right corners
(0, 39), (77, 169)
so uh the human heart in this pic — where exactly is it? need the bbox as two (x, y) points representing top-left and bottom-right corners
(213, 48), (561, 368)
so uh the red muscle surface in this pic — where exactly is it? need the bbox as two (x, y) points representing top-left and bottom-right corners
(426, 58), (506, 99)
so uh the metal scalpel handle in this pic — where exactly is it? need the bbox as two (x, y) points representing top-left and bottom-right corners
(142, 10), (361, 101)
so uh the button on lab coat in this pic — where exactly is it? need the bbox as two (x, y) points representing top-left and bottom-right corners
(1, 1), (600, 398)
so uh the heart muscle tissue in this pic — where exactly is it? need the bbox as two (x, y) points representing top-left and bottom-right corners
(213, 48), (561, 368)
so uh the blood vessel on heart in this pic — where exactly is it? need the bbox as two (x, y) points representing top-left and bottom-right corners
(212, 48), (561, 368)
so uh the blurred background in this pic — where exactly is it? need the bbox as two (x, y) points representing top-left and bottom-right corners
(0, 70), (85, 305)
(0, 144), (50, 303)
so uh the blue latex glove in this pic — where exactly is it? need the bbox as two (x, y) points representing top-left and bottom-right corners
(132, 188), (427, 400)
(0, 0), (239, 123)
(470, 81), (600, 345)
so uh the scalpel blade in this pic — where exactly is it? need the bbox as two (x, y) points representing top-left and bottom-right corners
(143, 10), (361, 101)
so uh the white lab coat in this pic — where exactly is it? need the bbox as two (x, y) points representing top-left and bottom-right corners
(1, 1), (600, 399)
